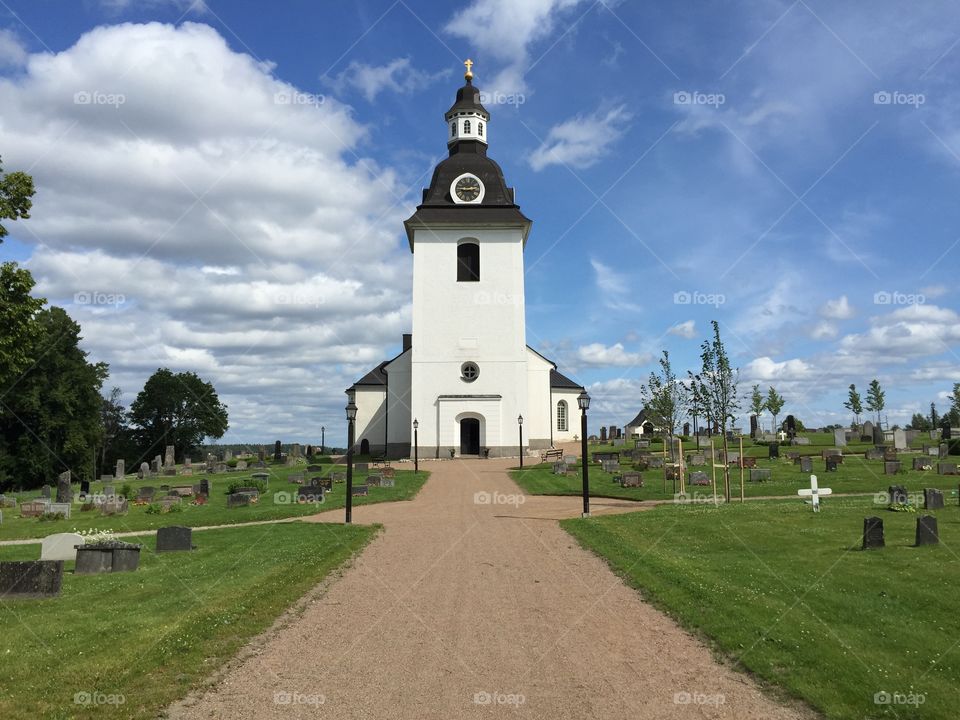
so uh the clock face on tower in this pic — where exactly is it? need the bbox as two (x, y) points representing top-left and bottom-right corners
(451, 173), (485, 204)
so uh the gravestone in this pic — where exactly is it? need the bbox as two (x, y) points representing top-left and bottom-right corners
(940, 443), (949, 458)
(750, 468), (772, 482)
(114, 459), (125, 479)
(227, 493), (251, 508)
(40, 533), (84, 562)
(41, 484), (52, 499)
(862, 517), (885, 549)
(355, 463), (369, 473)
(873, 426), (884, 446)
(683, 422), (690, 436)
(888, 485), (908, 505)
(164, 445), (175, 468)
(620, 472), (643, 488)
(794, 437), (811, 445)
(152, 456), (162, 474)
(298, 486), (325, 503)
(367, 474), (382, 487)
(352, 484), (369, 496)
(79, 480), (90, 499)
(687, 453), (706, 467)
(786, 415), (796, 438)
(156, 526), (194, 552)
(865, 448), (885, 461)
(99, 499), (126, 516)
(825, 458), (839, 472)
(56, 471), (72, 503)
(199, 479), (210, 497)
(612, 438), (625, 447)
(599, 427), (607, 443)
(564, 455), (578, 465)
(224, 448), (232, 461)
(768, 443), (779, 459)
(20, 500), (49, 518)
(938, 462), (958, 475)
(274, 441), (283, 461)
(689, 471), (709, 486)
(75, 542), (141, 574)
(800, 456), (813, 472)
(884, 461), (901, 475)
(923, 444), (937, 456)
(862, 420), (875, 440)
(307, 464), (323, 472)
(798, 474), (831, 512)
(137, 487), (156, 501)
(139, 462), (149, 479)
(258, 447), (266, 462)
(552, 462), (568, 475)
(235, 460), (247, 471)
(609, 426), (618, 441)
(740, 456), (757, 469)
(750, 415), (758, 439)
(941, 420), (952, 440)
(834, 428), (847, 447)
(291, 443), (301, 459)
(916, 516), (939, 546)
(883, 448), (898, 462)
(48, 502), (71, 519)
(649, 457), (664, 469)
(0, 561), (64, 598)
(924, 488), (945, 510)
(288, 472), (304, 484)
(913, 457), (933, 471)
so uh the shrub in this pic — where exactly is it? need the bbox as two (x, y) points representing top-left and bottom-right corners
(38, 511), (67, 521)
(226, 478), (267, 495)
(120, 483), (133, 499)
(313, 456), (334, 464)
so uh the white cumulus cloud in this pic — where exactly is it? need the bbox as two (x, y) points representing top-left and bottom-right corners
(529, 104), (631, 171)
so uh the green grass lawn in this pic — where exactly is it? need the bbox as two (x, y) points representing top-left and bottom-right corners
(513, 446), (957, 502)
(0, 522), (376, 719)
(562, 497), (959, 719)
(1, 463), (426, 541)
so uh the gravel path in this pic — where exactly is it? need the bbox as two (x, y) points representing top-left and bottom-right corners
(168, 456), (814, 719)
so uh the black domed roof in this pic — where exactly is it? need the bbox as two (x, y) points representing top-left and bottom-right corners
(445, 80), (489, 120)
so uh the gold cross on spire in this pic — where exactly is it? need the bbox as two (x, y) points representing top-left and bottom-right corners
(464, 58), (474, 81)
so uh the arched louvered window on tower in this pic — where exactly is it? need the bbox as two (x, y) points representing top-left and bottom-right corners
(464, 119), (472, 134)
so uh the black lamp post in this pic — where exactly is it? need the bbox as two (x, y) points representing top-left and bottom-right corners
(345, 400), (357, 524)
(518, 414), (524, 469)
(578, 390), (591, 517)
(413, 418), (419, 474)
(321, 426), (325, 455)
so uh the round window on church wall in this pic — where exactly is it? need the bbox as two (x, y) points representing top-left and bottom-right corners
(461, 362), (479, 382)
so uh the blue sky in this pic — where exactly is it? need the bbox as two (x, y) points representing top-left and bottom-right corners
(1, 0), (959, 443)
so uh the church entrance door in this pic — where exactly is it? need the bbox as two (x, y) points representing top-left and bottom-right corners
(460, 418), (480, 455)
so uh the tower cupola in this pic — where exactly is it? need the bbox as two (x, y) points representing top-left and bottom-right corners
(445, 59), (489, 147)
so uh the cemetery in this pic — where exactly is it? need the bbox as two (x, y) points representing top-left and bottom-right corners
(0, 459), (426, 542)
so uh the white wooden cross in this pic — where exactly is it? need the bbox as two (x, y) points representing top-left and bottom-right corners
(798, 474), (832, 512)
(778, 430), (787, 441)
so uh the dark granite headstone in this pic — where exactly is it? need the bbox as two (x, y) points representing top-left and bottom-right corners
(75, 543), (141, 574)
(862, 517), (884, 550)
(916, 515), (939, 546)
(873, 427), (885, 445)
(768, 443), (779, 459)
(227, 493), (251, 508)
(923, 488), (945, 510)
(156, 526), (194, 552)
(620, 472), (643, 487)
(741, 456), (757, 469)
(913, 457), (934, 471)
(939, 462), (958, 476)
(199, 479), (210, 497)
(750, 468), (772, 482)
(884, 461), (901, 475)
(786, 415), (796, 438)
(888, 485), (908, 505)
(351, 484), (369, 497)
(800, 456), (813, 473)
(274, 440), (282, 462)
(749, 415), (758, 439)
(825, 458), (838, 472)
(41, 485), (51, 499)
(688, 471), (709, 486)
(0, 560), (64, 598)
(79, 480), (90, 496)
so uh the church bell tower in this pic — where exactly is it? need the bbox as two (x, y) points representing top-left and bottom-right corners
(403, 61), (532, 458)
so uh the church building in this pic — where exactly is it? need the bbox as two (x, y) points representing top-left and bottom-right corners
(347, 62), (584, 459)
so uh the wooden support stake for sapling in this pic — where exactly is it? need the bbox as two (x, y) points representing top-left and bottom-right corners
(676, 437), (685, 495)
(739, 436), (745, 502)
(710, 438), (718, 506)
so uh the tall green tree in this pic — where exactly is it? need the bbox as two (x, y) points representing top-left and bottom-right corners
(128, 368), (228, 463)
(0, 262), (46, 391)
(640, 350), (688, 440)
(749, 385), (766, 433)
(690, 321), (740, 502)
(865, 379), (885, 425)
(930, 402), (938, 430)
(909, 413), (932, 431)
(766, 386), (785, 433)
(99, 386), (128, 476)
(0, 156), (35, 243)
(0, 306), (108, 488)
(843, 384), (863, 426)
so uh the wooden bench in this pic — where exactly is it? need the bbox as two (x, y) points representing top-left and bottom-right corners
(541, 448), (563, 463)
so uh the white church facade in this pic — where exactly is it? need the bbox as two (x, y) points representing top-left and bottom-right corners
(347, 63), (584, 459)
